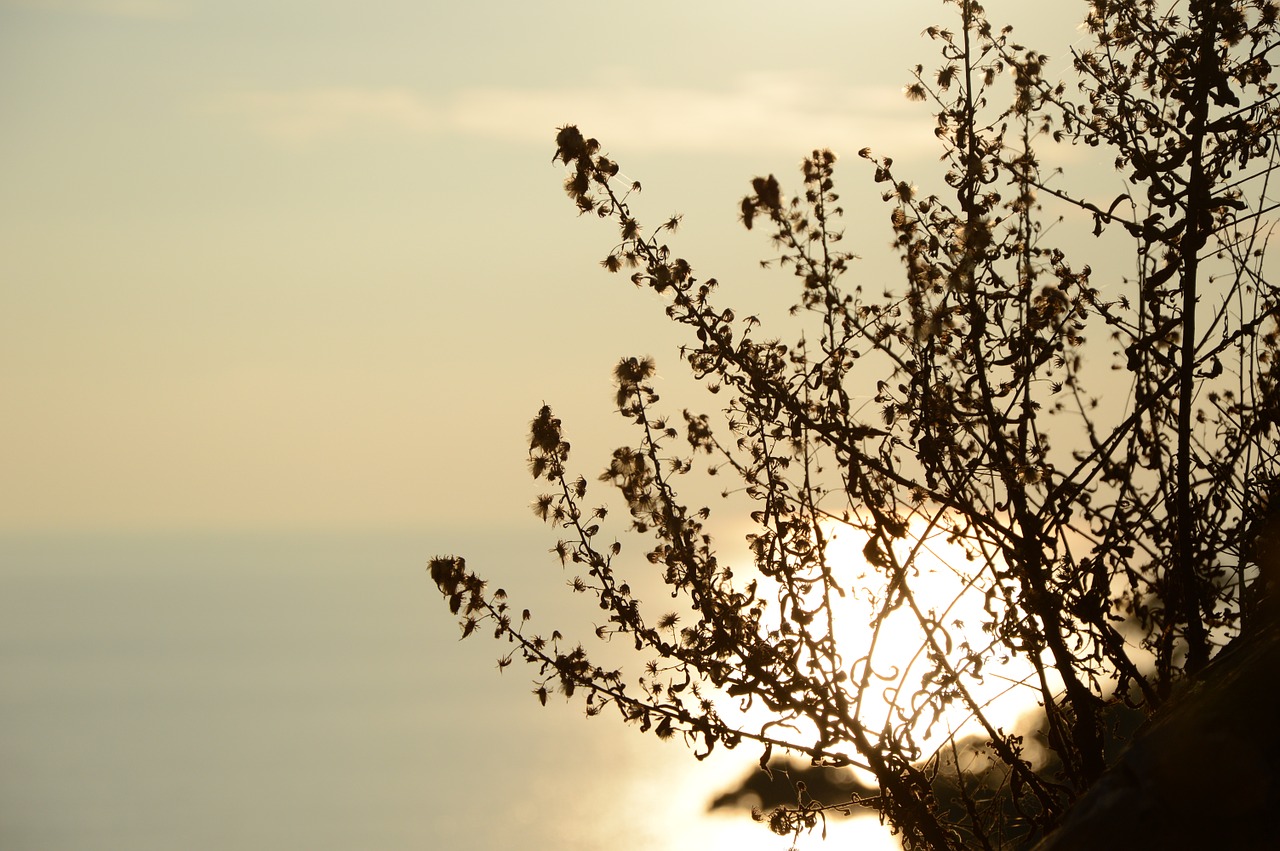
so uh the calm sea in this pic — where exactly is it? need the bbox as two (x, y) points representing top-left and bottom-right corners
(0, 531), (896, 851)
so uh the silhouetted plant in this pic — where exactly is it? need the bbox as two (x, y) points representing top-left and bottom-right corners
(431, 1), (1280, 847)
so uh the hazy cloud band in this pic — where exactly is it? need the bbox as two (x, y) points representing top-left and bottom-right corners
(217, 74), (929, 155)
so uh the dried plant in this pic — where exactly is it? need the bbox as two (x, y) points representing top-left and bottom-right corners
(431, 1), (1280, 847)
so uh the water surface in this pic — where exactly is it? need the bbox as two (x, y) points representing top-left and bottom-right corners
(2, 531), (898, 850)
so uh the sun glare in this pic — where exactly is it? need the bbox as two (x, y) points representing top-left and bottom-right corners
(820, 514), (1053, 767)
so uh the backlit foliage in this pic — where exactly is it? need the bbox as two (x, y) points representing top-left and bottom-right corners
(432, 1), (1280, 847)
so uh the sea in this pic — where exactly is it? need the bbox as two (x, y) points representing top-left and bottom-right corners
(0, 530), (897, 851)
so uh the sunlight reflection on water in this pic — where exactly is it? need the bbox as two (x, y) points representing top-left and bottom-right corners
(0, 532), (901, 851)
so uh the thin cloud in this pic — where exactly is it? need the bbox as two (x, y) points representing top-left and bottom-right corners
(448, 73), (927, 155)
(221, 73), (931, 156)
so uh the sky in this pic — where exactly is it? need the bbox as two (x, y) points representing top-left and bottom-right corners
(0, 0), (1091, 536)
(1, 3), (1121, 850)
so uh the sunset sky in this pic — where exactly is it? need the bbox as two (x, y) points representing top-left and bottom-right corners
(3, 3), (1119, 850)
(0, 0), (1088, 536)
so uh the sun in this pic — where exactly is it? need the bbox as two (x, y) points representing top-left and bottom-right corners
(819, 513), (1051, 763)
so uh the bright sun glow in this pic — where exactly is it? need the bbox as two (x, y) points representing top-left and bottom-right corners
(821, 513), (1056, 769)
(659, 512), (1060, 850)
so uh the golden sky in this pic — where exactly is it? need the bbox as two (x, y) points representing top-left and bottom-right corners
(1, 6), (1133, 851)
(0, 0), (1085, 534)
